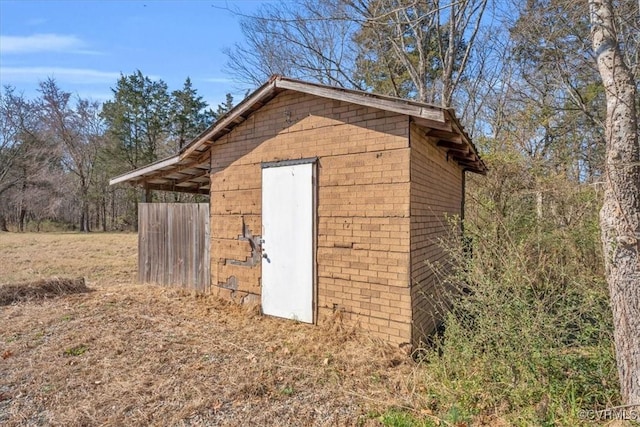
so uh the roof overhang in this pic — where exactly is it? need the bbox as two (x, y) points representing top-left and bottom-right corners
(109, 75), (486, 193)
(109, 150), (211, 194)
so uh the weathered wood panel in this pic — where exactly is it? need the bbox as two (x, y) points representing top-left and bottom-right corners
(138, 203), (210, 292)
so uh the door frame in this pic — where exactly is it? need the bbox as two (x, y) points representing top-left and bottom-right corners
(261, 157), (318, 323)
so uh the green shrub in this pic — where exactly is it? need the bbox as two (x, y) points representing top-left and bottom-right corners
(419, 155), (619, 425)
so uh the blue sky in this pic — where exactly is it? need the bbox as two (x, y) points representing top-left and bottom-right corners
(0, 0), (267, 108)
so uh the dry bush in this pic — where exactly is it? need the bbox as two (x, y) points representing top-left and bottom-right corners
(414, 152), (619, 426)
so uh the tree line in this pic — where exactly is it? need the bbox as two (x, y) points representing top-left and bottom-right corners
(0, 72), (232, 232)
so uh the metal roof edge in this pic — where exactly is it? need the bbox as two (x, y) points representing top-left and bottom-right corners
(274, 77), (446, 123)
(109, 155), (181, 186)
(180, 79), (278, 158)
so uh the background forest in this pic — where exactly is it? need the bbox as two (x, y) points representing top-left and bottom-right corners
(1, 0), (638, 424)
(0, 72), (233, 232)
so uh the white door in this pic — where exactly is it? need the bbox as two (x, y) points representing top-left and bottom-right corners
(261, 161), (315, 323)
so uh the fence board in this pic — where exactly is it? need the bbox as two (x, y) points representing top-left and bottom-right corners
(138, 203), (210, 292)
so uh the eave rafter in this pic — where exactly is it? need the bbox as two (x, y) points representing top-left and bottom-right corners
(138, 181), (209, 195)
(131, 151), (211, 182)
(172, 168), (209, 185)
(426, 125), (486, 175)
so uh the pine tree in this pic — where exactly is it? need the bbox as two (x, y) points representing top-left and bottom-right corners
(211, 93), (235, 121)
(101, 70), (172, 171)
(170, 77), (212, 150)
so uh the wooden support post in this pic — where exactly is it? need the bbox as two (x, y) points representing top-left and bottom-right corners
(143, 186), (152, 203)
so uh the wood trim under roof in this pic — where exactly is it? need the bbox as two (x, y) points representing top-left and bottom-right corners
(109, 75), (487, 193)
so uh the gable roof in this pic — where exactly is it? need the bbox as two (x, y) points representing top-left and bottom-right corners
(109, 75), (486, 194)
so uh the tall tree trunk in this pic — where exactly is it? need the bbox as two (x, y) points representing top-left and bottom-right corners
(94, 202), (99, 232)
(101, 198), (107, 231)
(79, 183), (90, 233)
(0, 215), (8, 232)
(80, 201), (90, 232)
(589, 0), (640, 405)
(19, 207), (26, 232)
(18, 167), (27, 233)
(110, 189), (116, 230)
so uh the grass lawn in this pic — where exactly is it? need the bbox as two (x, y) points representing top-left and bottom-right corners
(0, 232), (430, 426)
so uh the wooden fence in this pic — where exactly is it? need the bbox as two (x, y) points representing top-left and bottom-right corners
(138, 203), (210, 292)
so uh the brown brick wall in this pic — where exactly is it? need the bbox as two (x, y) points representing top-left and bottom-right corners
(209, 91), (413, 344)
(409, 123), (464, 344)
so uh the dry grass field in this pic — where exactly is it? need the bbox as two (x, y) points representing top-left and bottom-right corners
(0, 233), (431, 427)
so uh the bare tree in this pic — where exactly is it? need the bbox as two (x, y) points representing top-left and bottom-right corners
(506, 0), (610, 182)
(0, 87), (59, 231)
(350, 0), (489, 105)
(224, 0), (362, 88)
(0, 87), (40, 198)
(590, 0), (640, 404)
(39, 79), (104, 232)
(225, 0), (489, 109)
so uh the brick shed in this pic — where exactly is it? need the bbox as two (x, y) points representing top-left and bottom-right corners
(110, 76), (486, 346)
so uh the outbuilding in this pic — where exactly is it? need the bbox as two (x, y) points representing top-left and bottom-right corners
(110, 76), (486, 346)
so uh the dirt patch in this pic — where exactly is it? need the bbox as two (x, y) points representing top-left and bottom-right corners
(0, 277), (91, 306)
